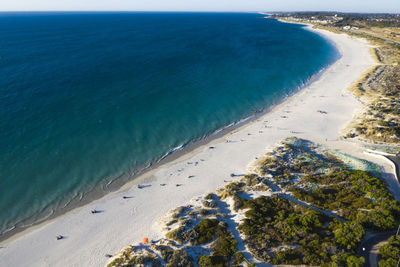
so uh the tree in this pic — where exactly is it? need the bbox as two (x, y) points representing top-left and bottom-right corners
(378, 235), (400, 267)
(330, 253), (365, 267)
(333, 222), (365, 250)
(346, 255), (365, 267)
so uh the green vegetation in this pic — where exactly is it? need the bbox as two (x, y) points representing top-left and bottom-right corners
(379, 235), (400, 267)
(330, 253), (365, 267)
(232, 252), (245, 265)
(234, 138), (399, 265)
(211, 233), (238, 258)
(194, 218), (223, 245)
(257, 138), (344, 184)
(194, 219), (239, 266)
(349, 64), (400, 143)
(333, 221), (365, 250)
(165, 249), (194, 267)
(106, 246), (160, 267)
(236, 195), (365, 265)
(108, 138), (399, 267)
(165, 218), (239, 266)
(290, 170), (400, 231)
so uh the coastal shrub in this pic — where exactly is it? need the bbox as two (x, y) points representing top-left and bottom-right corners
(198, 208), (210, 216)
(333, 221), (365, 251)
(193, 218), (220, 245)
(198, 255), (213, 266)
(378, 235), (400, 267)
(180, 218), (192, 227)
(170, 206), (186, 219)
(166, 219), (178, 226)
(270, 249), (302, 265)
(211, 233), (238, 258)
(237, 195), (349, 264)
(127, 253), (159, 266)
(166, 226), (186, 244)
(360, 210), (397, 230)
(290, 170), (400, 231)
(107, 249), (160, 267)
(204, 193), (215, 200)
(232, 252), (245, 265)
(106, 246), (134, 267)
(329, 253), (365, 267)
(107, 257), (127, 267)
(345, 255), (365, 267)
(244, 174), (261, 187)
(253, 183), (270, 191)
(165, 216), (239, 265)
(202, 200), (216, 208)
(379, 258), (397, 267)
(154, 245), (174, 262)
(347, 58), (400, 144)
(165, 249), (194, 267)
(232, 194), (247, 211)
(197, 255), (226, 267)
(259, 138), (347, 183)
(224, 182), (245, 195)
(196, 222), (238, 266)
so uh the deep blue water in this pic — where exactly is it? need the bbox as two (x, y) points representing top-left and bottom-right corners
(0, 12), (338, 235)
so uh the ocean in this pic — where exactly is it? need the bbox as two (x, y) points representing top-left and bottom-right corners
(0, 12), (338, 236)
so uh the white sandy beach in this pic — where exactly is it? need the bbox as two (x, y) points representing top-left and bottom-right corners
(1, 26), (398, 267)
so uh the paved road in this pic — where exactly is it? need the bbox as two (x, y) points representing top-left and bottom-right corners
(358, 231), (396, 267)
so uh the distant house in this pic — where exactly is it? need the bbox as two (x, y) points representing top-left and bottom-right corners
(342, 25), (358, 31)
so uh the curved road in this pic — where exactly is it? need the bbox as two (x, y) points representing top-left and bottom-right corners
(358, 231), (396, 267)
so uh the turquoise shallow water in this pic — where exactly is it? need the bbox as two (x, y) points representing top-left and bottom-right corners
(0, 12), (338, 235)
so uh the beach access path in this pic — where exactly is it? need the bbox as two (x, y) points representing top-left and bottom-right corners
(0, 25), (380, 267)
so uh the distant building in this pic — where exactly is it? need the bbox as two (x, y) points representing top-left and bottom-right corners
(342, 26), (358, 31)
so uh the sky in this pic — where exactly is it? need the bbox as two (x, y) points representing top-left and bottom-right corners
(0, 0), (399, 13)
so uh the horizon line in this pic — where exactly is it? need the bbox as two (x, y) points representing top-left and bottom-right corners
(0, 10), (399, 14)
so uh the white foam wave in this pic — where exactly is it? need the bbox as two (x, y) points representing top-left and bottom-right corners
(159, 144), (186, 161)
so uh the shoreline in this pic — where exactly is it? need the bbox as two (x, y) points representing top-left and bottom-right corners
(0, 22), (336, 242)
(0, 60), (332, 243)
(0, 22), (382, 266)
